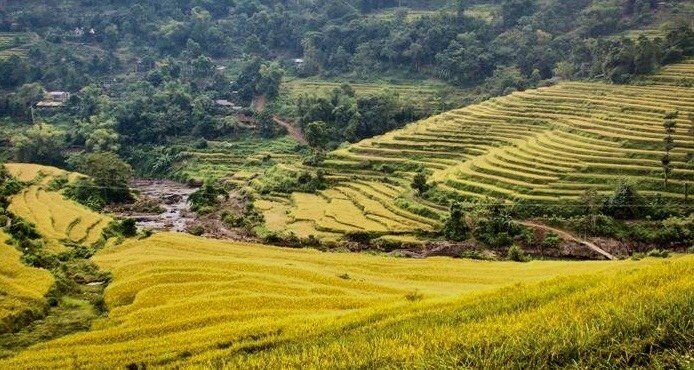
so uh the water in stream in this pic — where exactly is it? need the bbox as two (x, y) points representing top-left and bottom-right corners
(123, 179), (198, 232)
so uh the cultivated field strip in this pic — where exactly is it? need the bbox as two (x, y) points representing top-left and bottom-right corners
(260, 61), (694, 238)
(639, 58), (694, 86)
(5, 164), (111, 248)
(0, 232), (676, 368)
(8, 186), (111, 248)
(178, 136), (302, 182)
(0, 231), (54, 330)
(4, 163), (82, 184)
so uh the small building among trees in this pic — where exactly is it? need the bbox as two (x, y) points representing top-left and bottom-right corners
(36, 91), (70, 108)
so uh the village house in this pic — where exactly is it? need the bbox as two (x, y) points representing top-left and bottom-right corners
(215, 99), (244, 112)
(36, 91), (70, 108)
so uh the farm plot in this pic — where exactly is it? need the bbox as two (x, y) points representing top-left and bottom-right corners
(0, 232), (684, 368)
(283, 78), (467, 115)
(267, 60), (694, 239)
(639, 58), (694, 86)
(0, 32), (33, 60)
(5, 164), (111, 249)
(0, 231), (53, 332)
(4, 163), (82, 184)
(176, 136), (305, 183)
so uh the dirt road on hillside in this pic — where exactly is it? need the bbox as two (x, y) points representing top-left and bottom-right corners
(273, 116), (307, 145)
(253, 94), (308, 145)
(520, 221), (615, 260)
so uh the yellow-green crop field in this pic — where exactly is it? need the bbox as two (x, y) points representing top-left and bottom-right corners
(5, 163), (111, 250)
(283, 78), (468, 115)
(0, 231), (53, 332)
(0, 232), (690, 368)
(0, 32), (33, 60)
(177, 136), (304, 183)
(259, 60), (694, 239)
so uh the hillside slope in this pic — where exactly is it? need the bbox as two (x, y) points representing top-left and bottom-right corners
(259, 61), (694, 239)
(5, 163), (112, 251)
(0, 232), (689, 368)
(0, 231), (53, 333)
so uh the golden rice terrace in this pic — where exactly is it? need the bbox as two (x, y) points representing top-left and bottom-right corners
(258, 61), (694, 240)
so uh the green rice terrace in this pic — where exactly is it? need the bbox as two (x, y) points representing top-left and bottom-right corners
(175, 136), (307, 184)
(252, 60), (694, 241)
(282, 78), (469, 115)
(0, 33), (34, 60)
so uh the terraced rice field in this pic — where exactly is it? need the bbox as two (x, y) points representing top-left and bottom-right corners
(0, 231), (53, 331)
(4, 163), (82, 184)
(284, 78), (467, 115)
(5, 164), (110, 249)
(260, 61), (694, 239)
(640, 58), (694, 86)
(0, 232), (688, 368)
(177, 136), (304, 183)
(0, 32), (32, 60)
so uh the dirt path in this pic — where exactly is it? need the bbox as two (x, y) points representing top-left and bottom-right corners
(520, 221), (615, 260)
(252, 94), (308, 145)
(273, 116), (308, 145)
(251, 94), (267, 111)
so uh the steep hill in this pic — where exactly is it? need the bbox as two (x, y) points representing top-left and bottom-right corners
(0, 232), (689, 368)
(258, 61), (694, 240)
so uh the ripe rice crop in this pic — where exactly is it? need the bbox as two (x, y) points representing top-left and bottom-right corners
(4, 163), (82, 184)
(260, 60), (694, 239)
(0, 231), (53, 331)
(1, 232), (687, 368)
(5, 164), (110, 249)
(8, 186), (110, 249)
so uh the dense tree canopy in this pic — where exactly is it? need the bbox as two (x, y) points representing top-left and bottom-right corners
(0, 0), (691, 174)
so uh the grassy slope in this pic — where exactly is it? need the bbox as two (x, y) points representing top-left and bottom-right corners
(0, 231), (53, 331)
(0, 231), (689, 368)
(258, 60), (694, 239)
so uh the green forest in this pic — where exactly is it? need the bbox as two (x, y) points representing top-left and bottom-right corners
(1, 1), (692, 157)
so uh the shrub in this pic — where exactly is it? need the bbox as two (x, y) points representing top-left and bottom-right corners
(0, 165), (23, 197)
(507, 245), (528, 262)
(603, 183), (644, 219)
(345, 231), (378, 244)
(102, 218), (138, 239)
(646, 249), (669, 258)
(570, 214), (622, 237)
(67, 151), (133, 204)
(222, 213), (244, 228)
(120, 218), (137, 237)
(64, 178), (107, 211)
(542, 232), (561, 249)
(186, 224), (205, 236)
(255, 166), (326, 194)
(473, 204), (525, 248)
(410, 171), (429, 195)
(442, 201), (470, 241)
(46, 175), (68, 191)
(193, 138), (208, 149)
(188, 180), (227, 213)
